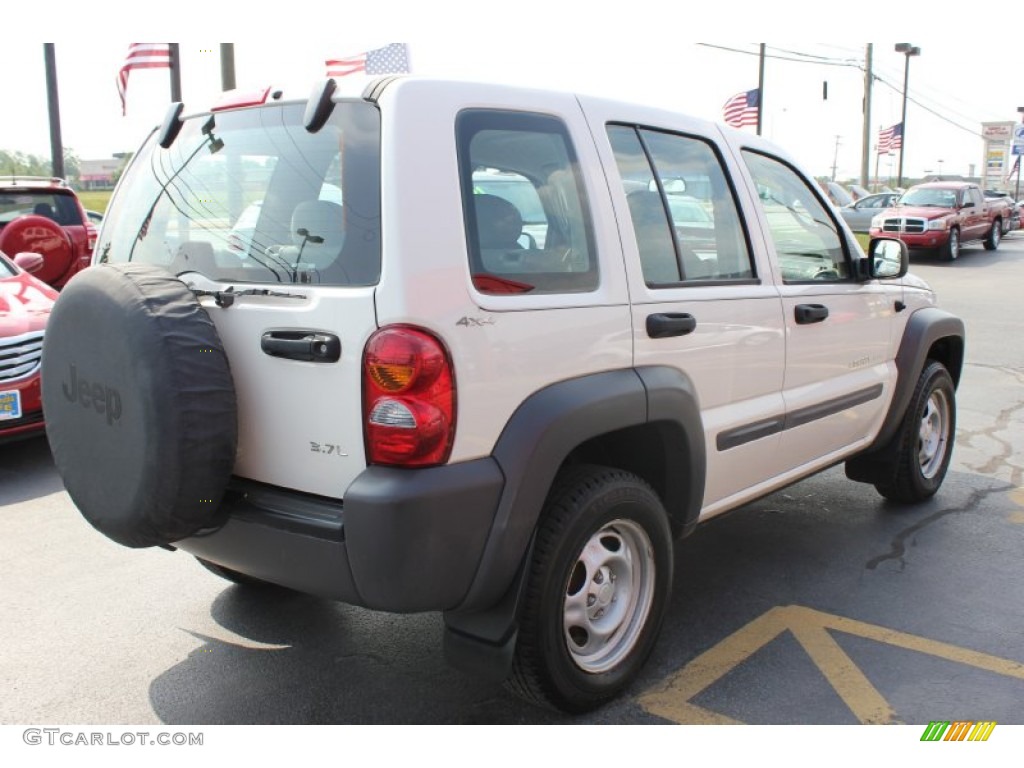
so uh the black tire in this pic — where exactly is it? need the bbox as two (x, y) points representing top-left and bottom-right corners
(41, 264), (237, 548)
(984, 220), (1001, 251)
(940, 228), (960, 261)
(196, 557), (277, 588)
(875, 361), (956, 503)
(505, 465), (673, 713)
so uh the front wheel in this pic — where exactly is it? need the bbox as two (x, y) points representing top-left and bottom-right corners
(505, 465), (673, 713)
(875, 361), (956, 503)
(940, 228), (960, 261)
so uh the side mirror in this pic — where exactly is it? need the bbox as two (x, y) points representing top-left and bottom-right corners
(865, 237), (908, 280)
(13, 252), (45, 275)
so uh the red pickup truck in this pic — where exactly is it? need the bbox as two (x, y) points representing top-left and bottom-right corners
(868, 181), (1007, 261)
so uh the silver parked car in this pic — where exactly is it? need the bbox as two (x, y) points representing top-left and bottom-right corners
(839, 192), (899, 233)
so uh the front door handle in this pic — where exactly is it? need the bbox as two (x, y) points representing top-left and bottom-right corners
(795, 304), (829, 325)
(261, 331), (341, 362)
(646, 312), (697, 338)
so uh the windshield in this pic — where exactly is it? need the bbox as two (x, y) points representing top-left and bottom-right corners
(899, 187), (957, 208)
(97, 101), (381, 286)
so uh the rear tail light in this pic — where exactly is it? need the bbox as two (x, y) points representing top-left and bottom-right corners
(86, 224), (98, 255)
(363, 326), (456, 467)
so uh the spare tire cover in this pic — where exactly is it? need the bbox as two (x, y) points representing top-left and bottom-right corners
(0, 214), (74, 287)
(41, 263), (237, 548)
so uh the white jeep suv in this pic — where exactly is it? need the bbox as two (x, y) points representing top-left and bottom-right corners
(41, 76), (964, 713)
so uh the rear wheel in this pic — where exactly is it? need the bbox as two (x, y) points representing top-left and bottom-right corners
(940, 228), (960, 261)
(984, 220), (1001, 250)
(506, 465), (673, 713)
(875, 361), (956, 503)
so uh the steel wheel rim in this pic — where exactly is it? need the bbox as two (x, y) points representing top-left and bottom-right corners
(562, 518), (655, 674)
(949, 230), (959, 258)
(918, 388), (951, 479)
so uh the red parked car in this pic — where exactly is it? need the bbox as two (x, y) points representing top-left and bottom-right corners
(0, 249), (56, 443)
(0, 177), (96, 290)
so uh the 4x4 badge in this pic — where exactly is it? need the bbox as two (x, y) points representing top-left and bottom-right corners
(456, 316), (495, 327)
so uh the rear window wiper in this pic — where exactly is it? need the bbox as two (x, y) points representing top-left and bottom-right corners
(188, 285), (307, 308)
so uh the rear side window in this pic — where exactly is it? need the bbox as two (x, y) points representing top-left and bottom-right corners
(608, 125), (754, 285)
(457, 110), (598, 295)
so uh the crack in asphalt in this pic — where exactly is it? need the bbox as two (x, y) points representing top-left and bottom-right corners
(959, 402), (1024, 480)
(865, 485), (1010, 572)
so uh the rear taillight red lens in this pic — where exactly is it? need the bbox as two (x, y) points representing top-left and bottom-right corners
(363, 326), (456, 467)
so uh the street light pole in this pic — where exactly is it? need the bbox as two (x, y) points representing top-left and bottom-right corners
(1016, 107), (1024, 201)
(895, 43), (920, 188)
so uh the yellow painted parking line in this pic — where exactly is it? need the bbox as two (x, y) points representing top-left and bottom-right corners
(1009, 488), (1024, 523)
(789, 620), (896, 725)
(639, 605), (1024, 725)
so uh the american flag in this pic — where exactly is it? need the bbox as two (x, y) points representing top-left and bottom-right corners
(326, 43), (411, 78)
(117, 43), (172, 116)
(722, 89), (760, 128)
(877, 122), (903, 154)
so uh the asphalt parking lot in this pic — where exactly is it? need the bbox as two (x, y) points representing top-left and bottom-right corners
(1, 235), (1022, 727)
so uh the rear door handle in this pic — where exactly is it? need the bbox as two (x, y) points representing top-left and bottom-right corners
(795, 304), (829, 325)
(261, 331), (341, 362)
(646, 312), (697, 338)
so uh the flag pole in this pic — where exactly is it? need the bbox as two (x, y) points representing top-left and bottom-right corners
(169, 44), (182, 102)
(756, 44), (765, 137)
(43, 44), (65, 179)
(873, 138), (881, 191)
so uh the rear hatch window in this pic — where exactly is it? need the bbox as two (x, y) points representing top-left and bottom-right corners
(0, 191), (84, 227)
(97, 101), (381, 287)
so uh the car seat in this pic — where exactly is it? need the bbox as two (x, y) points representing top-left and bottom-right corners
(474, 194), (524, 250)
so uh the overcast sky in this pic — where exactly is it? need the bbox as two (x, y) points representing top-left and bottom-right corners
(4, 5), (1018, 185)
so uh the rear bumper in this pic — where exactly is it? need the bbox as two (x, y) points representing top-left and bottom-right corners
(176, 458), (505, 612)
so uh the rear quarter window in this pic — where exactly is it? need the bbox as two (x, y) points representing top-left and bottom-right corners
(457, 109), (598, 295)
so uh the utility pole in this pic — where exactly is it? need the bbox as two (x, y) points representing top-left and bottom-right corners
(169, 44), (182, 102)
(43, 44), (65, 179)
(756, 43), (765, 137)
(220, 44), (236, 91)
(861, 44), (872, 189)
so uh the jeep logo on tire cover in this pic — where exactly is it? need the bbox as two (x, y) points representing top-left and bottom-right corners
(62, 363), (122, 425)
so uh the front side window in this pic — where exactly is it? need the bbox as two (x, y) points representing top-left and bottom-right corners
(608, 125), (755, 286)
(97, 101), (381, 286)
(458, 110), (597, 295)
(742, 150), (849, 282)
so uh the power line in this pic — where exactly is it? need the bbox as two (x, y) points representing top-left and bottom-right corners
(700, 43), (994, 140)
(697, 43), (861, 69)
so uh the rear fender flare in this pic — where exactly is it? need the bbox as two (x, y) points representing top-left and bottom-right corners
(453, 365), (704, 614)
